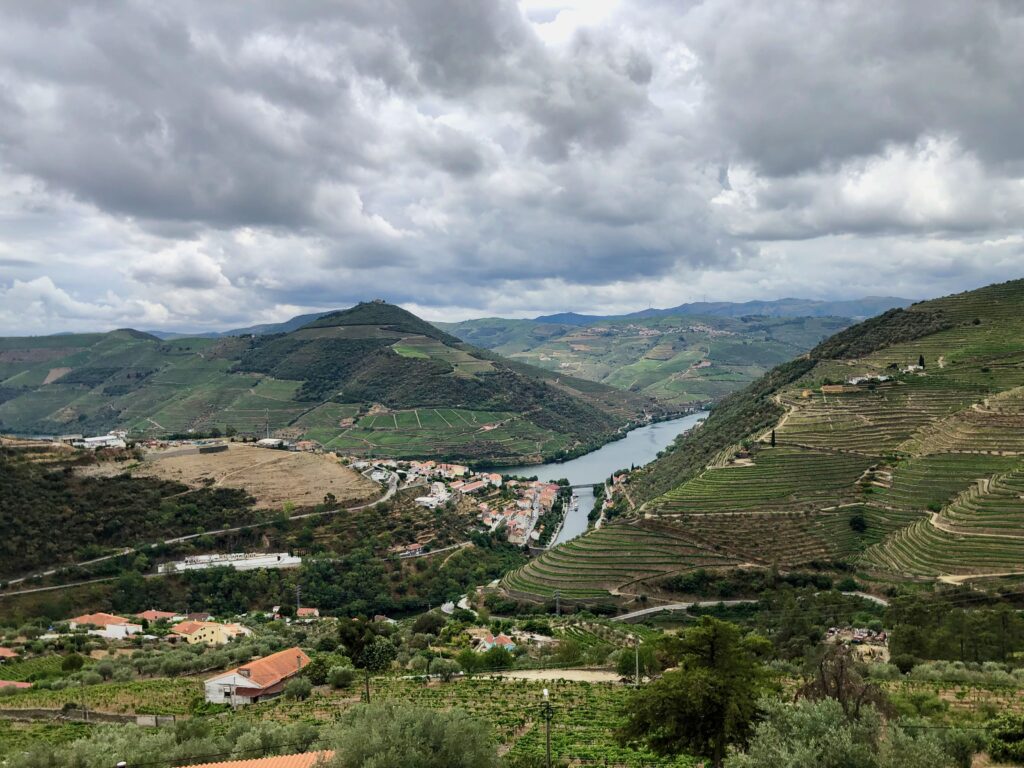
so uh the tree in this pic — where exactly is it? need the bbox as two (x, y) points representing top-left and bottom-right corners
(615, 643), (659, 682)
(62, 653), (85, 672)
(797, 645), (891, 719)
(988, 712), (1024, 765)
(412, 611), (447, 636)
(284, 676), (312, 700)
(356, 636), (397, 703)
(323, 702), (499, 768)
(918, 354), (925, 368)
(770, 429), (776, 447)
(428, 657), (460, 682)
(725, 698), (957, 768)
(619, 617), (773, 767)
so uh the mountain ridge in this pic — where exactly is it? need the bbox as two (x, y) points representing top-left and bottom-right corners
(0, 302), (659, 463)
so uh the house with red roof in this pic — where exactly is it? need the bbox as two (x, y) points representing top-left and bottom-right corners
(204, 647), (310, 706)
(477, 632), (516, 653)
(295, 607), (320, 619)
(0, 680), (31, 690)
(0, 648), (18, 663)
(137, 609), (180, 622)
(176, 752), (333, 768)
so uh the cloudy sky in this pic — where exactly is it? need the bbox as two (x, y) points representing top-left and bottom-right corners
(1, 0), (1023, 334)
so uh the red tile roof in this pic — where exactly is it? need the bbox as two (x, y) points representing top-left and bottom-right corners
(211, 647), (310, 689)
(177, 751), (333, 768)
(0, 681), (32, 689)
(172, 620), (213, 636)
(69, 612), (131, 627)
(138, 610), (178, 621)
(296, 608), (319, 618)
(0, 648), (18, 659)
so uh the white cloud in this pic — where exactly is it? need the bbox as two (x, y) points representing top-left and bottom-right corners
(0, 0), (1022, 334)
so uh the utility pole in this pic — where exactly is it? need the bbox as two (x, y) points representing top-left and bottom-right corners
(635, 642), (640, 687)
(541, 688), (553, 768)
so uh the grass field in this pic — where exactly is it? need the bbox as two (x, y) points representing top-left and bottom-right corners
(136, 443), (378, 508)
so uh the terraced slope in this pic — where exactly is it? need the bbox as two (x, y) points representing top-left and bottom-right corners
(504, 278), (1024, 599)
(0, 303), (658, 463)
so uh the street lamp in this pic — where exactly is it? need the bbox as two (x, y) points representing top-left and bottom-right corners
(541, 688), (554, 768)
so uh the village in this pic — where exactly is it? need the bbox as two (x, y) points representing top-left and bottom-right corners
(358, 458), (571, 549)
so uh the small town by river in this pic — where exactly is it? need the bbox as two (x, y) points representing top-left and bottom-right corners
(496, 411), (709, 546)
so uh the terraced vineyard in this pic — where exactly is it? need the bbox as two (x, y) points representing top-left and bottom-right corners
(503, 278), (1024, 599)
(651, 446), (870, 515)
(504, 522), (742, 599)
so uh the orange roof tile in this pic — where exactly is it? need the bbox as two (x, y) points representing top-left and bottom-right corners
(69, 612), (131, 626)
(211, 647), (310, 688)
(177, 750), (333, 768)
(172, 620), (213, 636)
(0, 648), (18, 659)
(138, 610), (178, 621)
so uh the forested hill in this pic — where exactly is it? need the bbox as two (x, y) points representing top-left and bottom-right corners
(505, 278), (1024, 599)
(0, 303), (657, 463)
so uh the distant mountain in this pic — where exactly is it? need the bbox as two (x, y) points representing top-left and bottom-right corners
(0, 302), (658, 463)
(144, 311), (335, 340)
(439, 314), (869, 408)
(533, 296), (911, 325)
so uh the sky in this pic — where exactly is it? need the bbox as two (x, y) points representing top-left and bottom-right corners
(1, 0), (1023, 335)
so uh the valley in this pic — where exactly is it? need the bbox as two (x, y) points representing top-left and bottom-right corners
(440, 312), (857, 408)
(507, 279), (1024, 601)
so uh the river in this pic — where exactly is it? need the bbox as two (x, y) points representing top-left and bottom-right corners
(495, 411), (709, 546)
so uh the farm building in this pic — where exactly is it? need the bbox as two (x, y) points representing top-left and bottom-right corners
(0, 648), (17, 662)
(204, 647), (310, 706)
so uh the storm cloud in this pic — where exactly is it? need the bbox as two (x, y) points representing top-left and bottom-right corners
(1, 0), (1023, 334)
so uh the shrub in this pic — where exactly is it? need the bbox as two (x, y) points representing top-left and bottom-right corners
(328, 666), (356, 689)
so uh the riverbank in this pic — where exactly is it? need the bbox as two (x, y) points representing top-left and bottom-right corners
(490, 411), (709, 546)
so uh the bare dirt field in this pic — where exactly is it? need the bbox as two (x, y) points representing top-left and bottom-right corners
(137, 444), (379, 509)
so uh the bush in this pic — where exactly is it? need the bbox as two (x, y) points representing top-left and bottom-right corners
(323, 702), (499, 768)
(891, 654), (918, 675)
(328, 666), (356, 689)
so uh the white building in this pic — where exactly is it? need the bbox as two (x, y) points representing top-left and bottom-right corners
(204, 647), (310, 706)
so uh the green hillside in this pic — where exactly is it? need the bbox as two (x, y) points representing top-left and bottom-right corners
(439, 314), (852, 407)
(505, 279), (1024, 598)
(0, 303), (658, 463)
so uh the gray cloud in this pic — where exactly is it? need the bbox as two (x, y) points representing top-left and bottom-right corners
(0, 0), (1022, 335)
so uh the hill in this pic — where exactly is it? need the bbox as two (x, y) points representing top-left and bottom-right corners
(439, 313), (854, 408)
(504, 278), (1024, 599)
(529, 296), (910, 325)
(0, 303), (657, 463)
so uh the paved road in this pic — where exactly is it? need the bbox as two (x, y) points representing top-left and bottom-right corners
(612, 591), (889, 622)
(4, 474), (400, 588)
(613, 599), (759, 622)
